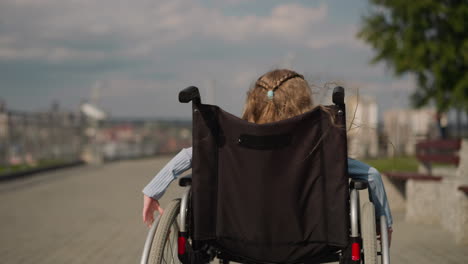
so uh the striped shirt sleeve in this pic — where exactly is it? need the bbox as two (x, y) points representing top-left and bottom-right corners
(142, 147), (193, 200)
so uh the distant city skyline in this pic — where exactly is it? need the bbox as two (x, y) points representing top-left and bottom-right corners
(0, 0), (415, 120)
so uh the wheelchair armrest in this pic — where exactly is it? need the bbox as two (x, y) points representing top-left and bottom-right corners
(179, 175), (192, 187)
(179, 86), (201, 104)
(350, 179), (368, 190)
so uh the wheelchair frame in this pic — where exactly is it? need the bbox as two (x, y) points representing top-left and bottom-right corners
(141, 86), (390, 264)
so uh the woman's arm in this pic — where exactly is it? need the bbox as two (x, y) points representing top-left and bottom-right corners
(142, 147), (193, 226)
(142, 147), (193, 200)
(347, 158), (393, 228)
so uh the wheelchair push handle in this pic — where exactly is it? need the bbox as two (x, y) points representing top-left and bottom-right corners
(180, 85), (344, 106)
(179, 86), (201, 104)
(332, 86), (345, 106)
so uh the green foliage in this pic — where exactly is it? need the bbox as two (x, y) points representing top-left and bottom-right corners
(0, 159), (67, 176)
(363, 156), (419, 172)
(358, 0), (468, 112)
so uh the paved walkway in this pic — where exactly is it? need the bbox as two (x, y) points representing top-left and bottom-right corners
(390, 211), (468, 263)
(0, 157), (466, 263)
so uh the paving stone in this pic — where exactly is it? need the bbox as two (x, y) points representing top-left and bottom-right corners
(0, 157), (466, 263)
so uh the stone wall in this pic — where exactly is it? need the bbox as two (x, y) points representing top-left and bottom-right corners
(382, 175), (406, 212)
(438, 180), (468, 244)
(405, 180), (441, 225)
(456, 140), (468, 184)
(383, 139), (468, 244)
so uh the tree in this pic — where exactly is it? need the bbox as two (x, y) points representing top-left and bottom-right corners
(358, 0), (468, 116)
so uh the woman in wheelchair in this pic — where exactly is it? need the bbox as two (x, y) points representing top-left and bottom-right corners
(142, 69), (392, 264)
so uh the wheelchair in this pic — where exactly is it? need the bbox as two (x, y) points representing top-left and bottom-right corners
(141, 86), (390, 264)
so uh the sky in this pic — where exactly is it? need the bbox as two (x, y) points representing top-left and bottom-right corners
(0, 0), (416, 120)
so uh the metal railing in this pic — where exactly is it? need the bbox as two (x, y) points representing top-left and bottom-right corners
(0, 107), (192, 173)
(0, 109), (85, 172)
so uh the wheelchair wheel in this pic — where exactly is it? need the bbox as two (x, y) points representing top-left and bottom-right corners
(361, 201), (377, 264)
(148, 199), (181, 264)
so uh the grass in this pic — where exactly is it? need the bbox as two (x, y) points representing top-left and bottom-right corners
(0, 159), (70, 176)
(363, 156), (419, 172)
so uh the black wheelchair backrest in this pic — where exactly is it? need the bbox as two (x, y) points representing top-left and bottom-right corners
(181, 86), (350, 263)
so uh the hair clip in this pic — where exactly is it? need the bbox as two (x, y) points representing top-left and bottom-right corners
(267, 90), (274, 100)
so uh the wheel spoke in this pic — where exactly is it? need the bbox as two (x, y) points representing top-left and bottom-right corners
(164, 222), (180, 264)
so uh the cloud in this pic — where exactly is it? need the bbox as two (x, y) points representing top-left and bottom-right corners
(0, 0), (387, 118)
(0, 46), (108, 63)
(221, 0), (254, 5)
(0, 1), (334, 62)
(0, 0), (371, 63)
(348, 77), (416, 93)
(306, 25), (364, 49)
(205, 3), (328, 42)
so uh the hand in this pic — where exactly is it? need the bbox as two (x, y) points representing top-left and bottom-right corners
(143, 195), (164, 227)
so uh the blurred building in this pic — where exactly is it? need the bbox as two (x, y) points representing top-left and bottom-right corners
(97, 120), (191, 161)
(383, 108), (436, 156)
(346, 95), (379, 158)
(0, 100), (9, 166)
(0, 104), (85, 168)
(0, 99), (192, 170)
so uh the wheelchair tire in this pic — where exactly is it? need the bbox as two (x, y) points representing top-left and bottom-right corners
(361, 202), (377, 264)
(148, 199), (181, 264)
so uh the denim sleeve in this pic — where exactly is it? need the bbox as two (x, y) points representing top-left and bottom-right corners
(347, 158), (393, 228)
(142, 147), (193, 200)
